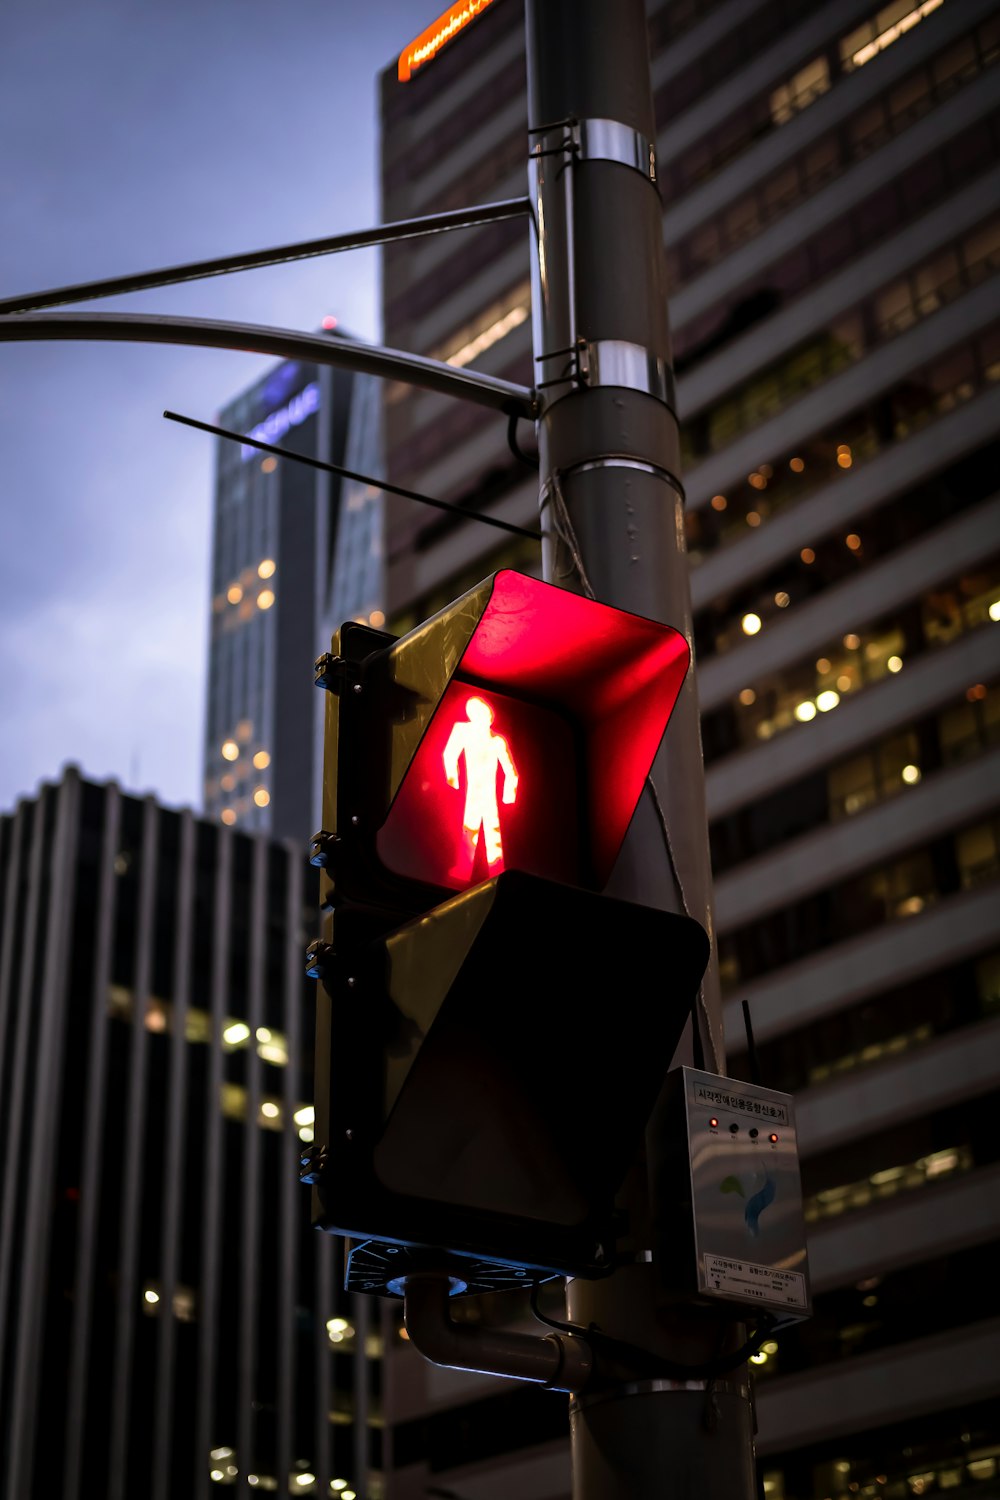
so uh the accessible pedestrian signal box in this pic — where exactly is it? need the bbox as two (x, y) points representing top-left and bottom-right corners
(315, 568), (692, 912)
(307, 569), (709, 1291)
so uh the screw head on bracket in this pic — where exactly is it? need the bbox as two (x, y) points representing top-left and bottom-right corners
(298, 1143), (328, 1184)
(309, 829), (339, 868)
(305, 939), (334, 980)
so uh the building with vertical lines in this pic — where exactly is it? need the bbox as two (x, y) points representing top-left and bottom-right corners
(0, 768), (381, 1499)
(204, 348), (386, 845)
(374, 1), (1000, 1496)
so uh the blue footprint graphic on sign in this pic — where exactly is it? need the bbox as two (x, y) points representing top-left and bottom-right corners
(720, 1171), (777, 1238)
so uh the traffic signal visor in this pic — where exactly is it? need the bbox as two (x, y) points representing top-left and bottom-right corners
(338, 569), (690, 899)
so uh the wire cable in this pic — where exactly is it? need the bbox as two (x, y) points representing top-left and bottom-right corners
(164, 409), (542, 542)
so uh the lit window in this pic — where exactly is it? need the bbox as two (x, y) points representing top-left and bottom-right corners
(770, 54), (830, 125)
(795, 701), (817, 722)
(220, 809), (237, 826)
(261, 457), (277, 474)
(741, 613), (762, 636)
(223, 1021), (251, 1048)
(294, 1105), (315, 1128)
(844, 633), (861, 650)
(253, 787), (270, 808)
(711, 495), (727, 511)
(845, 533), (862, 550)
(293, 1474), (316, 1489)
(260, 1101), (280, 1120)
(749, 1350), (768, 1365)
(258, 559), (276, 579)
(236, 720), (252, 742)
(447, 303), (529, 369)
(739, 688), (756, 706)
(816, 657), (831, 673)
(257, 590), (275, 610)
(144, 1288), (160, 1306)
(901, 764), (921, 784)
(252, 750), (270, 770)
(746, 511), (761, 527)
(816, 690), (840, 712)
(774, 591), (790, 608)
(789, 457), (805, 473)
(257, 1028), (288, 1066)
(220, 773), (235, 793)
(800, 547), (815, 564)
(837, 452), (853, 469)
(259, 1099), (283, 1129)
(369, 610), (386, 627)
(842, 0), (944, 73)
(221, 740), (239, 761)
(210, 1448), (234, 1462)
(989, 599), (1000, 622)
(887, 655), (903, 672)
(227, 584), (243, 605)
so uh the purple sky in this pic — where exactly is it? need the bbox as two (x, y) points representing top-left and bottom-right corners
(0, 0), (433, 815)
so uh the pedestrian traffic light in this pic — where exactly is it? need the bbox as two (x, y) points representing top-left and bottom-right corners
(305, 569), (710, 1293)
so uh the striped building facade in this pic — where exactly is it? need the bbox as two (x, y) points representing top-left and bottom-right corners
(0, 769), (378, 1499)
(375, 1), (1000, 1496)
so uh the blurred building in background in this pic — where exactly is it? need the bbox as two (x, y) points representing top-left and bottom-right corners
(0, 769), (381, 1500)
(376, 0), (1000, 1496)
(204, 344), (386, 845)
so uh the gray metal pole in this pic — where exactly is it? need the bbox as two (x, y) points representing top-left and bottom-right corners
(524, 2), (755, 1494)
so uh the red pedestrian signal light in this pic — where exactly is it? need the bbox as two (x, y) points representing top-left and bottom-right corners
(306, 569), (708, 1294)
(313, 568), (691, 907)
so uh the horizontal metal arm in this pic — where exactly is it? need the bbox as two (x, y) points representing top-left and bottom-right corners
(403, 1272), (593, 1393)
(0, 198), (531, 316)
(0, 312), (537, 418)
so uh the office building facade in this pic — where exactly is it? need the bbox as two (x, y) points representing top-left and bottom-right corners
(205, 351), (386, 845)
(0, 769), (381, 1500)
(376, 1), (1000, 1496)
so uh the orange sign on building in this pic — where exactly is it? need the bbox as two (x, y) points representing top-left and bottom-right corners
(397, 0), (499, 82)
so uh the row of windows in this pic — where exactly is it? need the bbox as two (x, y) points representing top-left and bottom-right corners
(652, 0), (830, 130)
(673, 106), (1000, 372)
(682, 209), (1000, 466)
(666, 14), (1000, 289)
(760, 1398), (1000, 1500)
(704, 554), (1000, 763)
(660, 0), (950, 204)
(710, 680), (1000, 878)
(729, 947), (999, 1098)
(718, 814), (1000, 991)
(694, 430), (999, 667)
(687, 324), (1000, 568)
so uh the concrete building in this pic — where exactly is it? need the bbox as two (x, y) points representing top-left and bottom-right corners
(0, 769), (378, 1500)
(204, 349), (386, 845)
(374, 1), (1000, 1496)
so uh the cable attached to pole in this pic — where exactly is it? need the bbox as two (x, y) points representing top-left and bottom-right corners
(164, 409), (542, 543)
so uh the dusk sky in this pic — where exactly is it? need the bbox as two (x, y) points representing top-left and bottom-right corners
(0, 0), (432, 815)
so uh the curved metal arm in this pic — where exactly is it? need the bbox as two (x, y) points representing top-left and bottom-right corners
(403, 1272), (593, 1393)
(0, 311), (537, 419)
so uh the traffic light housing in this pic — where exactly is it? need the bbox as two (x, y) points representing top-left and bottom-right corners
(306, 569), (710, 1293)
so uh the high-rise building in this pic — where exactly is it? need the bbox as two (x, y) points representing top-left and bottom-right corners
(375, 2), (1000, 1497)
(0, 768), (381, 1500)
(204, 349), (386, 845)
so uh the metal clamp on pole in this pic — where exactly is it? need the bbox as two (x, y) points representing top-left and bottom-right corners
(402, 1273), (593, 1393)
(580, 339), (676, 410)
(576, 118), (657, 184)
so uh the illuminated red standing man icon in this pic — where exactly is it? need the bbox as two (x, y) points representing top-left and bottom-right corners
(443, 695), (519, 875)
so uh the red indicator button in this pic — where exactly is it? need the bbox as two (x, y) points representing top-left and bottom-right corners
(769, 1133), (779, 1143)
(709, 1117), (719, 1129)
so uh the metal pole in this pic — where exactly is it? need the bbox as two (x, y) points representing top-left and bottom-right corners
(525, 2), (755, 1495)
